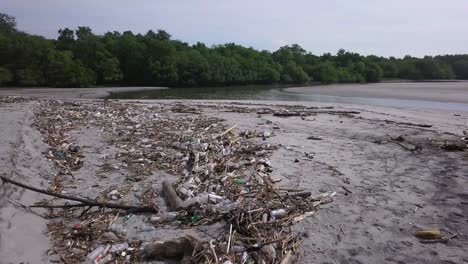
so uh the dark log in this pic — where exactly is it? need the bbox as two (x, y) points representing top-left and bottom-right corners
(273, 112), (304, 117)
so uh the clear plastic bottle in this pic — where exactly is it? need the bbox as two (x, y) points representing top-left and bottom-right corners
(99, 254), (113, 264)
(162, 212), (178, 221)
(140, 224), (156, 232)
(270, 209), (286, 218)
(109, 242), (129, 253)
(86, 246), (104, 263)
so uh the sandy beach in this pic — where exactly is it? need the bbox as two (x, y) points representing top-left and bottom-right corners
(0, 95), (467, 263)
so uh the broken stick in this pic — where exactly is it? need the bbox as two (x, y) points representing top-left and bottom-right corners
(0, 175), (157, 213)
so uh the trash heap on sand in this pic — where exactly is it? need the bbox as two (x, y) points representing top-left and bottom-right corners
(25, 98), (337, 263)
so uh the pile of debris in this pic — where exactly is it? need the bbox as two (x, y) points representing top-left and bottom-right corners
(25, 99), (337, 263)
(34, 101), (85, 186)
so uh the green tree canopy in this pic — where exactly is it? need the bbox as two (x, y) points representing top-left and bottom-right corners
(0, 12), (467, 88)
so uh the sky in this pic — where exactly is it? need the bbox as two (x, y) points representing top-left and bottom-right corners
(2, 0), (468, 57)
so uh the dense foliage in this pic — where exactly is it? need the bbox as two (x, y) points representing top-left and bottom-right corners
(0, 13), (466, 88)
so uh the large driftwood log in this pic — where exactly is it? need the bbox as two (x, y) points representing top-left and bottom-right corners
(0, 175), (157, 213)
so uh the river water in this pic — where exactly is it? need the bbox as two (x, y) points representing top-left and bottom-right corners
(108, 82), (468, 112)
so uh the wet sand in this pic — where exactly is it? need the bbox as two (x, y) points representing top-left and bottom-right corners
(285, 82), (468, 104)
(0, 97), (467, 263)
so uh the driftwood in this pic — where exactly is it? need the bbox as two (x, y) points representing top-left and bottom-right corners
(0, 175), (157, 213)
(285, 191), (312, 198)
(162, 180), (183, 211)
(312, 110), (360, 115)
(383, 119), (433, 128)
(441, 140), (466, 151)
(274, 110), (360, 118)
(374, 136), (422, 153)
(273, 112), (304, 117)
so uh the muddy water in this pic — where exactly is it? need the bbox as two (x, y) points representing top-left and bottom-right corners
(108, 82), (468, 112)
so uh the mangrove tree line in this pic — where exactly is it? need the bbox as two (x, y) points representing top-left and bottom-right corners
(0, 13), (467, 88)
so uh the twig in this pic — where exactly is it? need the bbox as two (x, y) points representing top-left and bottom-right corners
(341, 186), (352, 194)
(227, 224), (233, 254)
(219, 124), (237, 138)
(209, 240), (218, 264)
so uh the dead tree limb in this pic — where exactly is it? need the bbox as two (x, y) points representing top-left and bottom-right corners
(0, 175), (157, 213)
(30, 204), (94, 209)
(383, 120), (433, 128)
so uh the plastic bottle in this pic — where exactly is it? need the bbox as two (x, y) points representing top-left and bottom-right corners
(123, 213), (133, 221)
(99, 254), (113, 264)
(232, 245), (246, 252)
(109, 223), (126, 235)
(109, 242), (129, 253)
(86, 246), (104, 263)
(233, 179), (245, 184)
(178, 187), (193, 198)
(162, 212), (178, 221)
(216, 201), (238, 212)
(191, 214), (202, 222)
(208, 194), (223, 202)
(140, 224), (156, 232)
(150, 216), (162, 222)
(270, 209), (286, 218)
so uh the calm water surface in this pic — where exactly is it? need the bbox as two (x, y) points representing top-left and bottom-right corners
(108, 83), (468, 112)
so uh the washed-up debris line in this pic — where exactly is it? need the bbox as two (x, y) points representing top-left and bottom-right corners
(29, 99), (336, 263)
(0, 95), (32, 104)
(34, 101), (85, 186)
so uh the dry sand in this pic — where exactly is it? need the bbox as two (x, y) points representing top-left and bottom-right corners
(0, 100), (53, 263)
(0, 96), (467, 263)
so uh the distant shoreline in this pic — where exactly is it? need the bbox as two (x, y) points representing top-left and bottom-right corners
(2, 81), (468, 108)
(1, 79), (466, 91)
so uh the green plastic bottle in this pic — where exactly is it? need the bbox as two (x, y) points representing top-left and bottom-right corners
(191, 214), (202, 222)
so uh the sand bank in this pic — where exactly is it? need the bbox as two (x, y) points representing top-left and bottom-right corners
(0, 97), (466, 263)
(285, 82), (468, 104)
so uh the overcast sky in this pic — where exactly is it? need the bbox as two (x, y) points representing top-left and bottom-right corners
(2, 0), (468, 57)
